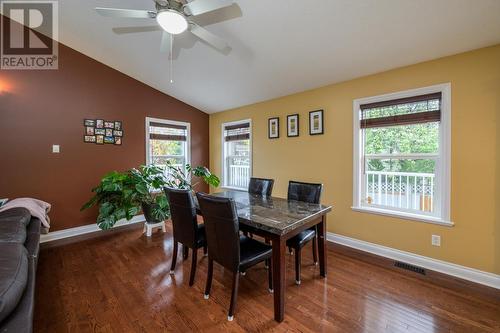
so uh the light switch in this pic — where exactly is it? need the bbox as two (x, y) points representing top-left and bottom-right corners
(52, 145), (60, 153)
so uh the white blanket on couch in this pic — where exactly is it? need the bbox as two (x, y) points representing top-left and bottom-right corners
(0, 198), (51, 229)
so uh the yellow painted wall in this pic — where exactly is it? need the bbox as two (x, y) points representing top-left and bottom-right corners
(209, 45), (500, 274)
(496, 77), (500, 274)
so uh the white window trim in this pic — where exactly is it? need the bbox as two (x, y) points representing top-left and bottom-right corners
(352, 83), (453, 227)
(221, 119), (252, 191)
(145, 117), (191, 167)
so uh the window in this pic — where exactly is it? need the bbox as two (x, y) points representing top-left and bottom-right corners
(145, 117), (190, 176)
(222, 120), (252, 190)
(353, 84), (451, 225)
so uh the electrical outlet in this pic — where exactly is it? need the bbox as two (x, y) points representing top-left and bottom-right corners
(52, 145), (60, 153)
(431, 235), (441, 247)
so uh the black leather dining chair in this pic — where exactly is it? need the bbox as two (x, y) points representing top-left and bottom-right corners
(165, 188), (207, 286)
(248, 177), (274, 196)
(244, 177), (275, 240)
(196, 192), (273, 321)
(286, 181), (323, 285)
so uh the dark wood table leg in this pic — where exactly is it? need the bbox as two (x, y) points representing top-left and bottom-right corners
(317, 214), (327, 277)
(272, 236), (286, 322)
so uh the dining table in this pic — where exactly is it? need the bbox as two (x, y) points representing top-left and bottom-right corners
(204, 190), (333, 323)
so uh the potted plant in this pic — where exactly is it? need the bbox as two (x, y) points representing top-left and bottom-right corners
(81, 165), (169, 229)
(130, 165), (170, 225)
(81, 164), (220, 230)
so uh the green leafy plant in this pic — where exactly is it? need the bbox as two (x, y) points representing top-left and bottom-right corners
(164, 160), (220, 190)
(81, 163), (220, 230)
(81, 165), (169, 230)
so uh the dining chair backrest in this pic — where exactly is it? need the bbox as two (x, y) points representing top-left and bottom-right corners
(248, 177), (274, 196)
(196, 192), (240, 272)
(287, 181), (323, 204)
(165, 188), (198, 247)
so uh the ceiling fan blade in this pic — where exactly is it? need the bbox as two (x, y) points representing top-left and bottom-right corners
(95, 7), (155, 19)
(189, 23), (231, 53)
(160, 31), (170, 53)
(184, 0), (233, 16)
(112, 26), (162, 34)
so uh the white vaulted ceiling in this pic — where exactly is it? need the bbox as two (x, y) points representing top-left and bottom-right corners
(54, 1), (500, 112)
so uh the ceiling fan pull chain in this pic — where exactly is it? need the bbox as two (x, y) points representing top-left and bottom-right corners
(170, 33), (174, 84)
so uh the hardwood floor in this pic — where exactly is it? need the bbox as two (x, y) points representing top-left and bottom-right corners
(35, 225), (500, 333)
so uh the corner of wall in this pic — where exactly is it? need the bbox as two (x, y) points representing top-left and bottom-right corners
(495, 92), (500, 274)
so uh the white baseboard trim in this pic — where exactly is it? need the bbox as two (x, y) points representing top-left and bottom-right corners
(327, 232), (500, 290)
(40, 215), (146, 244)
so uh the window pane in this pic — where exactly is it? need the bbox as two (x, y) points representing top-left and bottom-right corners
(150, 139), (184, 156)
(364, 158), (436, 214)
(366, 158), (436, 174)
(364, 122), (439, 154)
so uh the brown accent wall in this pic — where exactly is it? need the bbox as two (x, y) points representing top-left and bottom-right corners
(0, 40), (209, 231)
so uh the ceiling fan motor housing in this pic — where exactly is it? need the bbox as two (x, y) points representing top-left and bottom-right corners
(155, 0), (184, 13)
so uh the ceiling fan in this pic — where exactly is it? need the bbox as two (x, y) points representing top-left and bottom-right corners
(95, 0), (233, 54)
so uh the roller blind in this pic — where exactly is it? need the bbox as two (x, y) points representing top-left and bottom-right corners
(149, 122), (187, 141)
(360, 92), (441, 129)
(224, 122), (250, 142)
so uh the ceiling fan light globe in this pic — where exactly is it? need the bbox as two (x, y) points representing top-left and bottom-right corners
(156, 10), (188, 35)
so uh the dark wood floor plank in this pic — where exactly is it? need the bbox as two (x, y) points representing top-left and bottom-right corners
(34, 225), (500, 332)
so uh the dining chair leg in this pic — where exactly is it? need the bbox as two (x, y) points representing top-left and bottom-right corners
(295, 247), (301, 285)
(189, 249), (198, 286)
(203, 244), (208, 256)
(264, 259), (269, 269)
(312, 235), (318, 265)
(268, 258), (273, 292)
(183, 245), (189, 260)
(204, 258), (213, 299)
(170, 240), (178, 274)
(228, 271), (240, 321)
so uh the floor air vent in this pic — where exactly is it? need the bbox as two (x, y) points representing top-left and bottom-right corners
(394, 261), (426, 275)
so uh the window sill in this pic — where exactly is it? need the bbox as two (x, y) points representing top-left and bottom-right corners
(351, 206), (454, 227)
(221, 186), (247, 192)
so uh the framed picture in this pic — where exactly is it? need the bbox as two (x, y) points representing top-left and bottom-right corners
(287, 114), (299, 137)
(268, 117), (279, 139)
(84, 119), (95, 127)
(84, 135), (96, 143)
(309, 110), (324, 135)
(84, 119), (123, 145)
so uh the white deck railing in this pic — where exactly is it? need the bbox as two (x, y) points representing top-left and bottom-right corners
(227, 164), (250, 189)
(365, 171), (435, 212)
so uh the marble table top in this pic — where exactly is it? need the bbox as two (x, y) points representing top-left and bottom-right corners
(211, 191), (332, 236)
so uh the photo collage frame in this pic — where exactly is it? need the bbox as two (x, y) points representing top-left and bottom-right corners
(84, 119), (123, 145)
